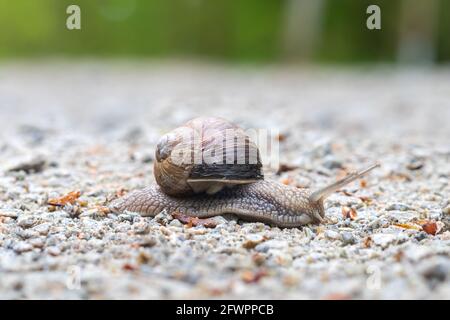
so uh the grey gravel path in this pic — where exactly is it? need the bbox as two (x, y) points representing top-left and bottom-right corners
(0, 62), (449, 299)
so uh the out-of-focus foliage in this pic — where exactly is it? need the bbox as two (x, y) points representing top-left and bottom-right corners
(319, 0), (399, 62)
(0, 0), (448, 63)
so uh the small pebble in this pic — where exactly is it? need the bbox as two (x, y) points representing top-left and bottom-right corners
(16, 229), (39, 239)
(255, 240), (288, 253)
(242, 234), (265, 249)
(372, 233), (397, 248)
(209, 216), (229, 226)
(32, 222), (51, 236)
(421, 261), (449, 285)
(13, 242), (33, 253)
(118, 213), (134, 222)
(443, 205), (450, 216)
(341, 232), (356, 245)
(303, 227), (315, 238)
(169, 219), (182, 227)
(0, 209), (20, 219)
(386, 203), (413, 211)
(133, 221), (150, 234)
(406, 159), (424, 170)
(325, 230), (341, 241)
(414, 232), (428, 242)
(139, 237), (157, 247)
(154, 210), (173, 225)
(322, 155), (343, 170)
(8, 156), (46, 174)
(29, 237), (45, 248)
(47, 246), (61, 256)
(17, 216), (38, 229)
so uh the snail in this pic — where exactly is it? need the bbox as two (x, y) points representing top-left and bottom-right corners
(109, 117), (379, 227)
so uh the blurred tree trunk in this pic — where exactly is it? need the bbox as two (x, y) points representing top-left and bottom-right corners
(397, 0), (439, 63)
(281, 0), (325, 61)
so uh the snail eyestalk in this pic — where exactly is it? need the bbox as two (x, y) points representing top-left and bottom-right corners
(308, 163), (380, 203)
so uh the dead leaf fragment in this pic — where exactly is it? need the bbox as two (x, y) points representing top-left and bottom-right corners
(358, 195), (372, 204)
(281, 177), (293, 185)
(96, 205), (110, 215)
(359, 179), (367, 188)
(316, 226), (325, 235)
(422, 221), (438, 235)
(342, 190), (354, 197)
(394, 250), (404, 262)
(137, 252), (153, 265)
(47, 191), (81, 207)
(241, 269), (268, 284)
(172, 212), (218, 228)
(342, 206), (357, 220)
(363, 236), (373, 248)
(122, 263), (137, 271)
(386, 172), (412, 182)
(77, 200), (88, 207)
(393, 223), (421, 231)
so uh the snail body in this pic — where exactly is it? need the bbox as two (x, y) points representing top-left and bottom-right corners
(110, 180), (324, 227)
(110, 117), (378, 227)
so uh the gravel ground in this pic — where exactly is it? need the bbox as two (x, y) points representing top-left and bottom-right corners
(0, 62), (449, 299)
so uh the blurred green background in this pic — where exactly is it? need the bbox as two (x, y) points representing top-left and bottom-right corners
(1, 0), (449, 63)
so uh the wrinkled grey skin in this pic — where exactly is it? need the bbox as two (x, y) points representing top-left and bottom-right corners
(109, 180), (325, 228)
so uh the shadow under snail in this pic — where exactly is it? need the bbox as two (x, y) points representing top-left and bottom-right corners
(109, 117), (379, 227)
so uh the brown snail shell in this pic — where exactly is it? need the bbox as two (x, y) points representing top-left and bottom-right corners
(154, 117), (263, 196)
